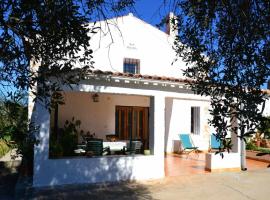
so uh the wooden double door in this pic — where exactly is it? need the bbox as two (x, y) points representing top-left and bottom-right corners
(115, 106), (149, 149)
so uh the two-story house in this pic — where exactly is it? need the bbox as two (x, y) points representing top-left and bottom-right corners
(30, 13), (267, 187)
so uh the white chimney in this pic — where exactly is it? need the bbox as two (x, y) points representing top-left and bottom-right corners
(166, 12), (178, 37)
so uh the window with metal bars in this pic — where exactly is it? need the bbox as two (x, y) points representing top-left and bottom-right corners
(191, 106), (200, 135)
(123, 58), (140, 74)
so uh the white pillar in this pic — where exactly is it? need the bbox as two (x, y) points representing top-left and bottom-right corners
(149, 95), (165, 157)
(32, 99), (51, 186)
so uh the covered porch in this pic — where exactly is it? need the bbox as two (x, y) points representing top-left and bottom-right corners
(32, 81), (167, 187)
(50, 92), (152, 157)
(31, 74), (244, 187)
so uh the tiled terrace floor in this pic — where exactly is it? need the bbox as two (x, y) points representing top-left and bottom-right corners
(165, 153), (270, 177)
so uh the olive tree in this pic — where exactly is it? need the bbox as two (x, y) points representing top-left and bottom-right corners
(171, 0), (270, 169)
(0, 0), (135, 103)
(0, 0), (135, 164)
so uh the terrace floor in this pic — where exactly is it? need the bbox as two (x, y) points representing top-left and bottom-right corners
(165, 153), (270, 177)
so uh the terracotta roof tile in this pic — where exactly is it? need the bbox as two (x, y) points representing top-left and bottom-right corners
(89, 70), (191, 84)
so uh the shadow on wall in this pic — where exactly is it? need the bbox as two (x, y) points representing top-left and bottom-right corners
(32, 95), (144, 187)
(31, 180), (154, 200)
(34, 155), (139, 186)
(30, 83), (162, 188)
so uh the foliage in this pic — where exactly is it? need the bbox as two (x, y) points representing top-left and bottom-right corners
(49, 117), (81, 157)
(246, 140), (270, 153)
(0, 139), (10, 158)
(257, 147), (270, 154)
(0, 0), (135, 106)
(0, 97), (37, 165)
(172, 0), (270, 151)
(246, 140), (257, 151)
(0, 0), (135, 166)
(258, 116), (270, 139)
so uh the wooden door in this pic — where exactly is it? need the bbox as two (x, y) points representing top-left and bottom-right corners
(115, 106), (149, 149)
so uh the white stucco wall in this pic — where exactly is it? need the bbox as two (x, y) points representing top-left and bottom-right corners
(205, 153), (241, 171)
(81, 13), (187, 78)
(58, 92), (150, 140)
(165, 98), (214, 152)
(34, 155), (164, 187)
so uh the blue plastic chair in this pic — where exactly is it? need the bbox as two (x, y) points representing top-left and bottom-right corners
(210, 134), (222, 151)
(179, 134), (199, 158)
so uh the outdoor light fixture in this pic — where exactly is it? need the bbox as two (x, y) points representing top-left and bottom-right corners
(92, 93), (99, 102)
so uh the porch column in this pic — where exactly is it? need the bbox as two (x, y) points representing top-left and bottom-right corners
(32, 99), (51, 185)
(149, 95), (165, 157)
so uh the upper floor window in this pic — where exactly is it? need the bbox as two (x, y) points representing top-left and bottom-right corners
(191, 106), (200, 135)
(123, 58), (140, 74)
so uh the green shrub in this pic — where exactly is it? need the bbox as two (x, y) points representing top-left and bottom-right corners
(257, 147), (270, 154)
(246, 140), (270, 154)
(246, 141), (257, 151)
(49, 117), (81, 158)
(258, 116), (270, 139)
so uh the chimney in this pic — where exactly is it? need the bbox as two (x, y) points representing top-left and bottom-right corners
(166, 12), (178, 37)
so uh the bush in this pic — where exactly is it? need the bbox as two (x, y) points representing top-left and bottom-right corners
(49, 117), (81, 158)
(246, 140), (270, 154)
(0, 139), (10, 158)
(246, 141), (257, 151)
(258, 116), (270, 139)
(257, 147), (270, 154)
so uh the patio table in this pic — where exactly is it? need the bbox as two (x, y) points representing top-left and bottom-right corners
(103, 141), (128, 152)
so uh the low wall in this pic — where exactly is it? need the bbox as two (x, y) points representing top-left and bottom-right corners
(33, 155), (164, 187)
(205, 153), (241, 172)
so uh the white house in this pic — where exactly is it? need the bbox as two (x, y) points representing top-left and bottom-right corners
(30, 13), (267, 187)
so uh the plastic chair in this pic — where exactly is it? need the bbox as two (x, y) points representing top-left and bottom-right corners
(210, 134), (222, 152)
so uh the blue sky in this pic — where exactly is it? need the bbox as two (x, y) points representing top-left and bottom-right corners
(132, 0), (168, 26)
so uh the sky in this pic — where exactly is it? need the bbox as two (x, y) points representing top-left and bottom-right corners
(132, 0), (169, 27)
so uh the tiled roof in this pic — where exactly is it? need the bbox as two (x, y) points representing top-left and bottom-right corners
(87, 70), (193, 84)
(86, 70), (270, 95)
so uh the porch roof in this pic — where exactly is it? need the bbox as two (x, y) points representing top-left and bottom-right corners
(82, 70), (270, 96)
(86, 70), (193, 84)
